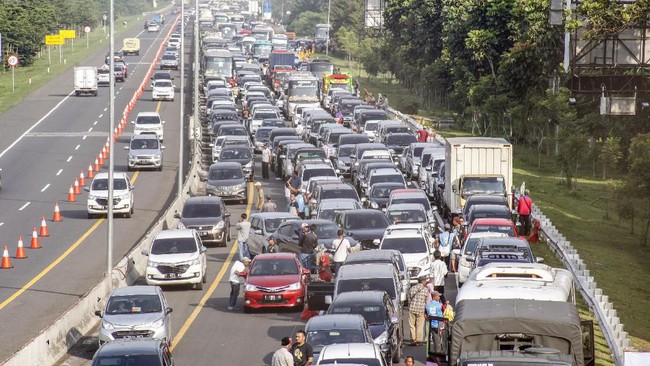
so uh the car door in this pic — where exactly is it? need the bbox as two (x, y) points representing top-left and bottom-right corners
(276, 223), (300, 253)
(384, 294), (401, 353)
(249, 217), (263, 255)
(196, 232), (207, 275)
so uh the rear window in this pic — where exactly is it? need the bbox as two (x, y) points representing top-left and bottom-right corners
(473, 225), (516, 237)
(322, 188), (357, 200)
(336, 277), (396, 299)
(182, 202), (221, 218)
(151, 237), (198, 255)
(303, 168), (336, 181)
(381, 237), (427, 254)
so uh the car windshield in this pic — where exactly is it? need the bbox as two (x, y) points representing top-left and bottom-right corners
(319, 208), (353, 222)
(264, 218), (289, 232)
(182, 203), (221, 218)
(387, 209), (427, 224)
(153, 73), (171, 80)
(162, 54), (175, 60)
(329, 304), (386, 325)
(209, 168), (243, 180)
(319, 358), (382, 366)
(369, 174), (403, 185)
(463, 237), (481, 256)
(106, 294), (162, 315)
(371, 185), (403, 199)
(255, 112), (278, 120)
(338, 146), (354, 157)
(94, 355), (162, 366)
(307, 329), (367, 347)
(328, 132), (349, 145)
(296, 151), (325, 162)
(221, 148), (252, 160)
(220, 127), (247, 136)
(256, 129), (272, 140)
(250, 259), (298, 276)
(476, 254), (531, 266)
(322, 188), (357, 200)
(344, 213), (389, 230)
(151, 237), (198, 255)
(155, 81), (172, 88)
(385, 134), (416, 145)
(130, 137), (159, 149)
(473, 225), (516, 237)
(303, 168), (336, 181)
(314, 223), (339, 239)
(413, 147), (427, 158)
(381, 237), (427, 254)
(463, 177), (506, 195)
(136, 116), (161, 124)
(364, 122), (378, 131)
(392, 197), (431, 211)
(92, 178), (127, 190)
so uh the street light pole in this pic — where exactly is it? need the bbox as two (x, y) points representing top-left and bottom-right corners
(326, 0), (331, 56)
(178, 0), (185, 198)
(107, 0), (115, 287)
(194, 0), (199, 149)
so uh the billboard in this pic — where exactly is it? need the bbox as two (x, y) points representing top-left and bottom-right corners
(262, 0), (272, 20)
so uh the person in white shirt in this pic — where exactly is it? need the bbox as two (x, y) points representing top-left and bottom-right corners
(331, 229), (351, 274)
(262, 143), (272, 179)
(271, 337), (294, 366)
(228, 257), (251, 310)
(428, 251), (448, 303)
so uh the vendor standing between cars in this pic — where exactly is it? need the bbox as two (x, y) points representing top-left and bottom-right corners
(291, 330), (313, 366)
(299, 223), (318, 270)
(228, 257), (251, 311)
(518, 189), (533, 236)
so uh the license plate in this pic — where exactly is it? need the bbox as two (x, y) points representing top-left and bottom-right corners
(165, 273), (181, 279)
(264, 295), (282, 301)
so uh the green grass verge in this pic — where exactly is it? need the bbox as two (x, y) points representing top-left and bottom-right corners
(0, 5), (171, 115)
(321, 53), (650, 357)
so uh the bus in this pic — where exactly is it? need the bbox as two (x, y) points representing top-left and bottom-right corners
(251, 27), (273, 41)
(315, 24), (330, 43)
(251, 40), (273, 61)
(202, 49), (234, 82)
(217, 23), (237, 40)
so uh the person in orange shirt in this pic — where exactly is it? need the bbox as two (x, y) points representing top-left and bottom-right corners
(518, 189), (533, 236)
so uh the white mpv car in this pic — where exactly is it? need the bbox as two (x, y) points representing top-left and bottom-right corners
(132, 111), (165, 142)
(143, 229), (208, 290)
(85, 172), (134, 218)
(151, 79), (175, 102)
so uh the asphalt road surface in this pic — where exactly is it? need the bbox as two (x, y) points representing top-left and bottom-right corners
(0, 16), (184, 363)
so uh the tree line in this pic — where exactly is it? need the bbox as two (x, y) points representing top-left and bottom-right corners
(0, 0), (155, 66)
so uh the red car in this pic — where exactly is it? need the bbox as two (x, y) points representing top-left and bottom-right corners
(243, 253), (310, 313)
(468, 217), (521, 238)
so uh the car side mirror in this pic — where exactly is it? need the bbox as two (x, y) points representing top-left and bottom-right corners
(200, 176), (207, 182)
(141, 250), (149, 256)
(130, 121), (135, 124)
(373, 239), (380, 245)
(536, 257), (544, 263)
(466, 257), (475, 263)
(254, 229), (263, 235)
(173, 213), (181, 219)
(130, 185), (135, 190)
(161, 145), (166, 150)
(438, 183), (445, 189)
(224, 212), (231, 218)
(123, 146), (130, 150)
(301, 268), (310, 275)
(83, 186), (90, 192)
(201, 246), (207, 253)
(95, 310), (103, 318)
(165, 307), (173, 314)
(324, 295), (332, 305)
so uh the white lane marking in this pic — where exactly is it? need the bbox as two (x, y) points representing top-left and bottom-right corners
(0, 90), (74, 159)
(88, 127), (93, 132)
(56, 169), (63, 176)
(83, 135), (87, 140)
(41, 184), (51, 192)
(116, 91), (120, 95)
(75, 144), (80, 150)
(66, 156), (73, 162)
(104, 107), (108, 112)
(99, 114), (103, 118)
(18, 202), (31, 211)
(0, 223), (4, 228)
(93, 121), (98, 126)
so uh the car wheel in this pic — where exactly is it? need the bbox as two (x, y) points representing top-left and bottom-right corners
(157, 165), (163, 171)
(202, 273), (207, 283)
(243, 306), (252, 314)
(195, 281), (203, 290)
(124, 211), (131, 218)
(127, 166), (132, 171)
(87, 213), (94, 219)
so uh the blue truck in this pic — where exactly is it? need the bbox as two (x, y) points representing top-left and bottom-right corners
(151, 14), (164, 25)
(269, 50), (296, 69)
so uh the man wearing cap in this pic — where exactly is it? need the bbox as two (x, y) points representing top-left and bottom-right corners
(262, 143), (271, 180)
(255, 182), (265, 211)
(272, 336), (294, 366)
(408, 276), (430, 346)
(266, 236), (278, 253)
(228, 256), (251, 310)
(425, 291), (444, 353)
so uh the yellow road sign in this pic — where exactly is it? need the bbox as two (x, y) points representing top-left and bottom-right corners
(59, 30), (76, 39)
(45, 35), (64, 45)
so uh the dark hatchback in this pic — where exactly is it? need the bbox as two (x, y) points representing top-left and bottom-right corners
(273, 219), (357, 252)
(206, 162), (247, 204)
(91, 339), (173, 366)
(335, 209), (391, 249)
(175, 196), (231, 246)
(363, 182), (406, 210)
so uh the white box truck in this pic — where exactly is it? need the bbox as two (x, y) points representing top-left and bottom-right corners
(74, 67), (98, 96)
(442, 137), (512, 218)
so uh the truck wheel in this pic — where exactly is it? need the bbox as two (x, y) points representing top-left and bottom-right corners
(75, 91), (80, 96)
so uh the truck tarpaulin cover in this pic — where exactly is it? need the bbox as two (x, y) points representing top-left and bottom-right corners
(451, 299), (585, 366)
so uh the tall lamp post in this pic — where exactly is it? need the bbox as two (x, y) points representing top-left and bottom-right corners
(178, 0), (185, 198)
(326, 0), (331, 56)
(107, 0), (115, 287)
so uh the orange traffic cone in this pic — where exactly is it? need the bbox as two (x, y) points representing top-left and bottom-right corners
(1, 246), (13, 269)
(98, 152), (104, 166)
(53, 202), (62, 222)
(73, 178), (81, 195)
(67, 185), (76, 202)
(30, 228), (41, 249)
(39, 216), (50, 237)
(105, 141), (110, 154)
(101, 146), (107, 159)
(87, 163), (95, 178)
(15, 237), (27, 259)
(79, 170), (86, 186)
(93, 158), (100, 172)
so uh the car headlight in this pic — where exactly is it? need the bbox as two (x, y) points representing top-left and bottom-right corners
(244, 161), (253, 168)
(149, 318), (164, 328)
(370, 201), (379, 209)
(215, 221), (225, 231)
(89, 195), (100, 201)
(154, 154), (161, 159)
(206, 183), (216, 190)
(102, 320), (115, 330)
(177, 222), (186, 230)
(245, 284), (258, 292)
(128, 154), (136, 160)
(147, 259), (162, 267)
(286, 281), (301, 291)
(418, 256), (430, 267)
(374, 330), (389, 345)
(337, 161), (346, 168)
(236, 182), (246, 189)
(188, 257), (201, 266)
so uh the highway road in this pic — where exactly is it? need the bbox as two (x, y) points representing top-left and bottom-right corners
(0, 15), (185, 362)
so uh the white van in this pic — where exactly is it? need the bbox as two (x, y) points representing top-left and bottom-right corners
(131, 111), (165, 142)
(84, 172), (134, 218)
(455, 262), (575, 305)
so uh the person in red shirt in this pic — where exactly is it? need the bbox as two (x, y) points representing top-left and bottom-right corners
(517, 189), (533, 236)
(417, 129), (428, 142)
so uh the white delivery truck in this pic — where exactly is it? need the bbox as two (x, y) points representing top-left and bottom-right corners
(74, 66), (98, 96)
(442, 137), (512, 219)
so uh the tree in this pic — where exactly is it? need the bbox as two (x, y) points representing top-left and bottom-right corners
(600, 135), (622, 179)
(627, 133), (650, 246)
(287, 11), (326, 37)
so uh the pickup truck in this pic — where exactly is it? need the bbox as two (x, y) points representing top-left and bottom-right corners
(122, 38), (140, 56)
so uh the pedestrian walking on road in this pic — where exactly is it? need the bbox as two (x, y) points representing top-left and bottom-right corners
(429, 251), (448, 303)
(331, 229), (351, 274)
(262, 196), (278, 212)
(425, 291), (444, 354)
(299, 223), (318, 270)
(408, 276), (430, 346)
(255, 182), (265, 211)
(272, 336), (294, 366)
(436, 224), (457, 268)
(236, 213), (251, 260)
(518, 189), (533, 236)
(228, 257), (250, 310)
(290, 330), (314, 366)
(262, 143), (271, 179)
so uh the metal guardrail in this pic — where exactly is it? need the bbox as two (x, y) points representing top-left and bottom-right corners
(385, 106), (630, 366)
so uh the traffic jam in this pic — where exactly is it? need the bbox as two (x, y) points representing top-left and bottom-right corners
(89, 1), (595, 366)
